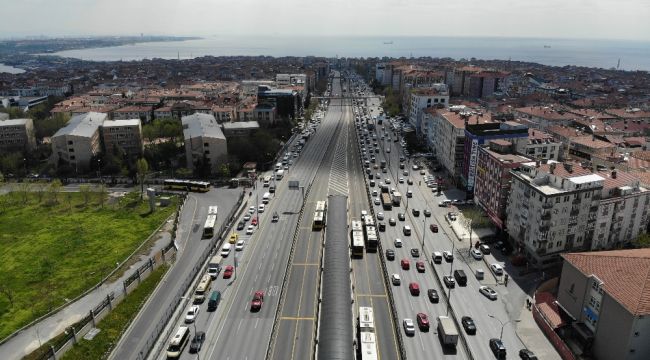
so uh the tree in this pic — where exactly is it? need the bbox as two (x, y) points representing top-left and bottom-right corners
(49, 179), (62, 204)
(17, 182), (30, 204)
(79, 184), (91, 206)
(96, 183), (108, 209)
(136, 158), (149, 200)
(634, 233), (650, 248)
(0, 284), (15, 308)
(35, 182), (46, 203)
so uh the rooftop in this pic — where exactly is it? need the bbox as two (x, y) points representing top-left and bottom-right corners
(53, 112), (106, 138)
(562, 249), (650, 316)
(182, 113), (225, 140)
(102, 119), (141, 127)
(222, 121), (260, 130)
(0, 118), (31, 126)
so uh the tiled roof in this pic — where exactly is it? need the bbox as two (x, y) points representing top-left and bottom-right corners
(546, 125), (584, 139)
(562, 249), (650, 316)
(515, 106), (575, 121)
(629, 172), (650, 188)
(571, 136), (617, 150)
(631, 151), (650, 161)
(538, 161), (593, 179)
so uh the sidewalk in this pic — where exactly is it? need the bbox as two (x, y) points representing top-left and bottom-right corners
(0, 223), (173, 360)
(516, 300), (562, 360)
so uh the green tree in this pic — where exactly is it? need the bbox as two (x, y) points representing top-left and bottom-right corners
(96, 183), (107, 208)
(634, 233), (650, 248)
(35, 182), (46, 203)
(136, 158), (149, 200)
(49, 179), (63, 204)
(79, 184), (91, 206)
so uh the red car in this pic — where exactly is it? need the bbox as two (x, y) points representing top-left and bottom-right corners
(401, 259), (410, 270)
(430, 224), (438, 233)
(416, 312), (430, 330)
(223, 265), (234, 279)
(251, 291), (264, 311)
(416, 261), (425, 273)
(251, 217), (258, 226)
(409, 282), (420, 296)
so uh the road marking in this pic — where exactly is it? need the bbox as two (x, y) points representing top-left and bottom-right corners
(355, 294), (388, 298)
(280, 316), (315, 321)
(291, 262), (319, 266)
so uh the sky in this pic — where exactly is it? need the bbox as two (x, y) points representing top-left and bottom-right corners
(2, 0), (650, 41)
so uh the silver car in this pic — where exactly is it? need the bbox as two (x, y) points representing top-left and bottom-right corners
(479, 286), (498, 300)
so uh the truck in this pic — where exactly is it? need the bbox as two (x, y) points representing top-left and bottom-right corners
(381, 193), (393, 210)
(437, 316), (459, 348)
(276, 169), (284, 180)
(207, 256), (221, 279)
(391, 191), (402, 206)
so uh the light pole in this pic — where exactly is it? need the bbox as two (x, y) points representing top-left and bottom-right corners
(466, 218), (473, 255)
(488, 314), (521, 340)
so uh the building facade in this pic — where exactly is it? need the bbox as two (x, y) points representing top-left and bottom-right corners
(407, 85), (449, 136)
(557, 249), (650, 360)
(181, 113), (228, 175)
(430, 110), (466, 182)
(506, 161), (604, 268)
(514, 128), (562, 161)
(51, 112), (106, 172)
(0, 118), (36, 152)
(101, 119), (143, 159)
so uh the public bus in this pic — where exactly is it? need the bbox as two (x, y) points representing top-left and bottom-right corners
(358, 306), (378, 360)
(208, 205), (218, 216)
(203, 214), (217, 238)
(194, 274), (212, 303)
(166, 326), (190, 358)
(312, 200), (327, 230)
(163, 179), (210, 192)
(351, 220), (365, 257)
(364, 225), (378, 252)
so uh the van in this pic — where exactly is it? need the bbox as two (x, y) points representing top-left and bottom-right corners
(454, 270), (467, 286)
(432, 252), (443, 264)
(207, 290), (222, 311)
(262, 192), (271, 204)
(220, 243), (232, 257)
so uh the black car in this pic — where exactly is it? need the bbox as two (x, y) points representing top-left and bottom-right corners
(385, 249), (395, 261)
(410, 248), (420, 257)
(519, 349), (538, 360)
(423, 209), (431, 217)
(378, 222), (386, 231)
(461, 316), (476, 335)
(237, 221), (245, 230)
(443, 275), (456, 288)
(489, 338), (507, 359)
(411, 208), (420, 217)
(189, 331), (206, 353)
(398, 213), (405, 221)
(427, 289), (439, 303)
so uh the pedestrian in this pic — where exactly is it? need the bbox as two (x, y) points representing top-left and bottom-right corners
(526, 298), (530, 309)
(504, 273), (509, 286)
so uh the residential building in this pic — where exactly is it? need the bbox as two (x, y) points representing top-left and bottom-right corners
(253, 103), (277, 126)
(211, 105), (235, 123)
(514, 128), (562, 161)
(153, 106), (173, 119)
(112, 105), (153, 122)
(430, 110), (467, 183)
(557, 249), (650, 360)
(407, 85), (449, 136)
(569, 136), (617, 161)
(506, 161), (604, 268)
(462, 121), (528, 193)
(474, 141), (530, 230)
(52, 112), (107, 171)
(257, 85), (300, 119)
(0, 118), (36, 152)
(101, 119), (143, 158)
(592, 170), (650, 250)
(182, 113), (227, 175)
(514, 106), (576, 131)
(221, 121), (260, 137)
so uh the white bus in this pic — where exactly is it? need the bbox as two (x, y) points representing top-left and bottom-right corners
(166, 326), (190, 358)
(351, 220), (365, 257)
(203, 215), (217, 238)
(312, 200), (327, 230)
(194, 274), (212, 303)
(358, 306), (378, 360)
(208, 205), (218, 216)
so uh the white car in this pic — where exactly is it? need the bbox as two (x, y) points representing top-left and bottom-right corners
(412, 165), (419, 170)
(479, 286), (498, 300)
(235, 239), (245, 251)
(403, 318), (416, 335)
(394, 238), (403, 247)
(385, 178), (391, 184)
(399, 177), (404, 183)
(470, 248), (483, 260)
(248, 206), (256, 214)
(185, 305), (200, 323)
(246, 225), (254, 235)
(490, 263), (504, 276)
(374, 198), (381, 206)
(377, 212), (385, 220)
(391, 273), (401, 285)
(258, 204), (265, 213)
(361, 210), (368, 218)
(372, 190), (378, 197)
(243, 214), (251, 221)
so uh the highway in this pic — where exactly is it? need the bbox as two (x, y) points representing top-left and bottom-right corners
(359, 82), (526, 359)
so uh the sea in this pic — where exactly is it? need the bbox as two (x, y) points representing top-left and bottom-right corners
(46, 35), (650, 71)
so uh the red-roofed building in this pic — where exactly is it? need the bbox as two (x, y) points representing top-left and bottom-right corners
(557, 249), (650, 359)
(514, 106), (576, 131)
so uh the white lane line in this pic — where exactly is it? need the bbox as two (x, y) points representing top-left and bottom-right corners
(255, 318), (260, 329)
(237, 319), (243, 333)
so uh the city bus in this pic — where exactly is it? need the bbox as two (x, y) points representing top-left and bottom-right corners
(208, 205), (218, 216)
(194, 274), (212, 303)
(358, 306), (378, 360)
(351, 220), (365, 257)
(163, 179), (210, 192)
(203, 214), (217, 238)
(312, 200), (327, 230)
(166, 326), (190, 358)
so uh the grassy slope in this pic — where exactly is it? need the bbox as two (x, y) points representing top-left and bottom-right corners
(0, 191), (175, 340)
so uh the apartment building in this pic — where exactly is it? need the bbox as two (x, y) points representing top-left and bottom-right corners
(112, 105), (152, 123)
(101, 119), (143, 158)
(253, 103), (277, 126)
(429, 110), (467, 182)
(407, 85), (449, 136)
(52, 112), (107, 171)
(506, 161), (604, 268)
(182, 113), (227, 175)
(474, 141), (530, 230)
(557, 249), (650, 360)
(592, 170), (650, 250)
(211, 105), (235, 123)
(0, 118), (36, 152)
(222, 121), (259, 137)
(462, 121), (528, 193)
(569, 136), (617, 161)
(514, 128), (562, 161)
(514, 106), (576, 131)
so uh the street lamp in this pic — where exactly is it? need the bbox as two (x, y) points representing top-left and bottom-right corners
(466, 218), (473, 255)
(488, 314), (521, 340)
